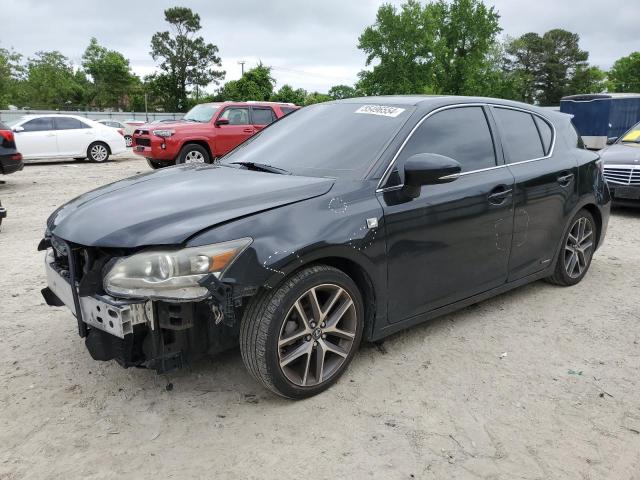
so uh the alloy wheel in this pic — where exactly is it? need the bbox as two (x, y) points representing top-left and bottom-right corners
(125, 136), (132, 147)
(90, 144), (108, 162)
(278, 284), (357, 387)
(564, 216), (594, 278)
(185, 150), (205, 163)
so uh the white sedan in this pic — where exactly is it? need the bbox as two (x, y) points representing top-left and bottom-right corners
(8, 114), (127, 162)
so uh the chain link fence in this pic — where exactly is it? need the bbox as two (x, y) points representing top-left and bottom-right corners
(0, 110), (183, 124)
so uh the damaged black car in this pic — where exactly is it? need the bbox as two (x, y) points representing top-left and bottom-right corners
(41, 96), (610, 399)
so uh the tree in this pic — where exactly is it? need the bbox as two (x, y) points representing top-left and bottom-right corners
(82, 38), (139, 109)
(568, 65), (607, 94)
(22, 51), (87, 109)
(271, 84), (308, 105)
(503, 33), (545, 103)
(0, 47), (23, 109)
(304, 92), (332, 105)
(150, 7), (225, 110)
(609, 52), (640, 93)
(328, 84), (358, 100)
(356, 0), (501, 96)
(217, 64), (275, 101)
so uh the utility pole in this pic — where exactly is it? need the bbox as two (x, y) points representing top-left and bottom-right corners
(144, 93), (149, 122)
(238, 60), (246, 76)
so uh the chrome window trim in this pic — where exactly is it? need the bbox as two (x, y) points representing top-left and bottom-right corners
(376, 102), (557, 193)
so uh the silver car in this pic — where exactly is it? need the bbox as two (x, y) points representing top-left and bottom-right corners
(600, 121), (640, 206)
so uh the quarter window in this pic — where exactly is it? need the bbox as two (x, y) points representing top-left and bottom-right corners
(54, 117), (90, 130)
(22, 117), (55, 132)
(398, 106), (497, 173)
(493, 108), (545, 163)
(219, 108), (250, 125)
(252, 107), (276, 125)
(534, 116), (553, 154)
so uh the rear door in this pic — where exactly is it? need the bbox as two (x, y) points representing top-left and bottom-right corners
(251, 106), (277, 132)
(54, 117), (93, 157)
(380, 105), (515, 323)
(491, 107), (578, 281)
(14, 117), (58, 158)
(215, 107), (254, 155)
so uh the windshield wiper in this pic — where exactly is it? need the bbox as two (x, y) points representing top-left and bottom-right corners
(230, 161), (291, 175)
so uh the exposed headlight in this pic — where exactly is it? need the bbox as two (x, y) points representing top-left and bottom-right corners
(104, 238), (252, 300)
(152, 129), (174, 138)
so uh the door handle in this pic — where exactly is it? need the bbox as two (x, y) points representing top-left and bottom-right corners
(46, 133), (56, 137)
(243, 128), (254, 133)
(487, 186), (513, 205)
(557, 173), (574, 186)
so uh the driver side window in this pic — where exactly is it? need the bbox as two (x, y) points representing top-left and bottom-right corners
(396, 106), (497, 177)
(219, 108), (250, 125)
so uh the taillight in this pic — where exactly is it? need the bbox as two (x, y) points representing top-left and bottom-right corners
(0, 130), (14, 143)
(11, 153), (22, 161)
(117, 128), (124, 136)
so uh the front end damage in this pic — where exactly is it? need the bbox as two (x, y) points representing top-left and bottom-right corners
(40, 236), (248, 373)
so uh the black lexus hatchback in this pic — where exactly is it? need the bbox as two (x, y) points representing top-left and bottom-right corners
(41, 96), (610, 398)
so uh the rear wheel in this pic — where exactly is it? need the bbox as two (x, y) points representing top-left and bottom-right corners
(87, 142), (110, 162)
(240, 265), (364, 399)
(176, 144), (210, 165)
(546, 209), (596, 286)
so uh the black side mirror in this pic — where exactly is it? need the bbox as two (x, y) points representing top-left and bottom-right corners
(606, 137), (618, 145)
(402, 153), (461, 198)
(215, 118), (230, 126)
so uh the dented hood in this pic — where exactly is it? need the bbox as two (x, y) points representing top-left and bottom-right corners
(48, 164), (334, 247)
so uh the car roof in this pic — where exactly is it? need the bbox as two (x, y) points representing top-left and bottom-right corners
(199, 101), (297, 107)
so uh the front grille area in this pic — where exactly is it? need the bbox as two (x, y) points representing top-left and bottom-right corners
(603, 165), (640, 185)
(134, 137), (151, 147)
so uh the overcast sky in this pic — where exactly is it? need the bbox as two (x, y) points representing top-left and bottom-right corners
(1, 0), (636, 93)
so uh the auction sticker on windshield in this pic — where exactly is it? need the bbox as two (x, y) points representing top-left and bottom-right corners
(355, 105), (406, 118)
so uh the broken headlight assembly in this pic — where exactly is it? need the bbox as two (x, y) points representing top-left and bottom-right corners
(103, 238), (252, 301)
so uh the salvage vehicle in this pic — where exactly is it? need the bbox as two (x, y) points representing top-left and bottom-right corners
(131, 101), (297, 169)
(600, 120), (640, 206)
(0, 120), (24, 175)
(8, 115), (126, 162)
(40, 96), (610, 399)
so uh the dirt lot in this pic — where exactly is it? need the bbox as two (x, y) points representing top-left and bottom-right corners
(1, 153), (639, 479)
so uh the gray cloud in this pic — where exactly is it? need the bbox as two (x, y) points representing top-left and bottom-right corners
(1, 0), (636, 93)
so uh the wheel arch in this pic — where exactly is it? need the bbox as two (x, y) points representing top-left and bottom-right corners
(179, 139), (214, 160)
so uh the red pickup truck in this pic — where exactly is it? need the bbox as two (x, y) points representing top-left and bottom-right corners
(132, 101), (298, 169)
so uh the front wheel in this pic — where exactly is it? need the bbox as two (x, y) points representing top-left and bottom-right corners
(124, 135), (132, 147)
(240, 265), (364, 399)
(87, 142), (110, 162)
(546, 209), (596, 286)
(176, 144), (210, 165)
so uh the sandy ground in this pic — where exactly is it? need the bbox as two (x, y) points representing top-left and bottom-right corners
(0, 153), (639, 480)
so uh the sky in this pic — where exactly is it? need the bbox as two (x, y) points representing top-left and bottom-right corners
(1, 0), (636, 94)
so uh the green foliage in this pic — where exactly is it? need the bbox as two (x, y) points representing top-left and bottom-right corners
(217, 64), (275, 101)
(271, 84), (308, 105)
(608, 52), (640, 93)
(304, 92), (332, 105)
(0, 47), (24, 109)
(82, 38), (140, 109)
(568, 65), (607, 94)
(328, 85), (358, 100)
(150, 6), (225, 111)
(357, 0), (501, 96)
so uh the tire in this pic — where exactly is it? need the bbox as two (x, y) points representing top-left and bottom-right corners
(146, 159), (170, 170)
(87, 142), (110, 162)
(240, 265), (364, 399)
(124, 135), (132, 147)
(176, 144), (210, 165)
(546, 209), (596, 286)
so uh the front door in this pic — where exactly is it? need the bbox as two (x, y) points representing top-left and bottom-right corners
(379, 106), (515, 323)
(490, 107), (579, 281)
(15, 117), (58, 159)
(215, 107), (254, 156)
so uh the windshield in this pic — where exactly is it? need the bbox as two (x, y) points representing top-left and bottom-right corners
(619, 122), (640, 144)
(221, 103), (414, 179)
(184, 103), (221, 123)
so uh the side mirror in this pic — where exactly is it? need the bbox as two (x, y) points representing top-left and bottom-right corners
(12, 126), (24, 133)
(606, 137), (618, 145)
(405, 152), (461, 184)
(215, 118), (229, 126)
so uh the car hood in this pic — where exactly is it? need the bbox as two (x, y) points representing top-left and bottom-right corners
(48, 164), (334, 248)
(599, 144), (640, 165)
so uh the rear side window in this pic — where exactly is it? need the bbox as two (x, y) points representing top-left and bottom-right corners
(252, 107), (276, 125)
(398, 106), (497, 173)
(22, 117), (55, 132)
(534, 116), (553, 154)
(493, 108), (545, 163)
(55, 117), (90, 130)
